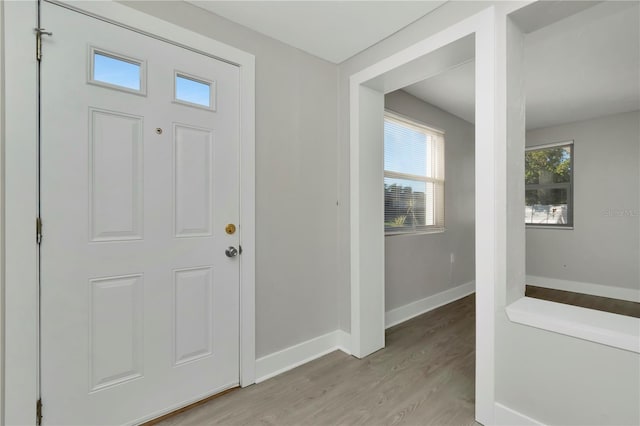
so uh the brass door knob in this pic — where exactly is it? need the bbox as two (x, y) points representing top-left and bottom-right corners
(225, 224), (236, 235)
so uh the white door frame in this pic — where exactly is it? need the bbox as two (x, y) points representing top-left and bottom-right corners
(348, 8), (497, 425)
(2, 1), (255, 423)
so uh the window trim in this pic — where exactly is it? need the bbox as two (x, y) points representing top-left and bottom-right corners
(383, 110), (445, 235)
(525, 140), (574, 228)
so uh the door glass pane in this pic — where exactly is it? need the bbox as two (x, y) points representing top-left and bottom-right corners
(384, 177), (429, 229)
(176, 75), (211, 107)
(525, 188), (569, 224)
(93, 52), (141, 91)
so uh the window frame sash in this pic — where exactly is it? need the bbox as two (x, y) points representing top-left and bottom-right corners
(383, 111), (445, 235)
(525, 141), (574, 228)
(384, 170), (444, 185)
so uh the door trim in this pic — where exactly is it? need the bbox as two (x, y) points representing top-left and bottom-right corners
(348, 7), (496, 425)
(2, 1), (255, 423)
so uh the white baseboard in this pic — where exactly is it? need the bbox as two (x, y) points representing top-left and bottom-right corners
(254, 281), (475, 385)
(526, 275), (640, 303)
(385, 281), (475, 329)
(255, 330), (351, 383)
(335, 329), (352, 355)
(495, 402), (545, 426)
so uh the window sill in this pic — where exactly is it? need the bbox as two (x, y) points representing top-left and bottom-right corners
(526, 225), (573, 230)
(385, 227), (446, 237)
(505, 297), (640, 353)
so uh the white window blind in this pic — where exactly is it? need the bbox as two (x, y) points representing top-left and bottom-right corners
(384, 111), (445, 234)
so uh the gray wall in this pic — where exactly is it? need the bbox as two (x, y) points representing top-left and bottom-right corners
(384, 90), (475, 312)
(495, 314), (640, 425)
(526, 111), (640, 291)
(122, 1), (340, 358)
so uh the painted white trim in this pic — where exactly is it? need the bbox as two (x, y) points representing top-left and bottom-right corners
(506, 297), (640, 353)
(474, 10), (497, 421)
(3, 1), (255, 423)
(495, 402), (545, 426)
(348, 7), (496, 425)
(527, 275), (640, 303)
(255, 331), (351, 383)
(50, 0), (249, 66)
(335, 330), (352, 355)
(0, 1), (6, 423)
(525, 139), (573, 151)
(3, 3), (39, 424)
(386, 282), (476, 329)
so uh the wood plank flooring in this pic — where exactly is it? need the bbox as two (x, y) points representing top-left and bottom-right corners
(525, 285), (640, 318)
(155, 295), (476, 426)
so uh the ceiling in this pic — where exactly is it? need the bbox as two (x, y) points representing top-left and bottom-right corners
(186, 1), (446, 64)
(403, 1), (640, 130)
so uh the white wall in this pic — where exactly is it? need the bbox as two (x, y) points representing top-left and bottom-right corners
(121, 1), (340, 358)
(384, 90), (475, 312)
(526, 111), (640, 296)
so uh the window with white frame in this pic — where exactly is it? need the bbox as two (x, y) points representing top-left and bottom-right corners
(525, 141), (574, 227)
(384, 111), (445, 234)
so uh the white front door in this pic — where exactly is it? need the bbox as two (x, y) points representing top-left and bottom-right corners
(40, 2), (240, 424)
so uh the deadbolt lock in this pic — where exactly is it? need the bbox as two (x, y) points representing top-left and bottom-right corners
(225, 224), (236, 235)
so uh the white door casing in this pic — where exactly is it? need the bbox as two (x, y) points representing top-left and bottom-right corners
(38, 2), (249, 424)
(4, 0), (255, 423)
(348, 7), (497, 425)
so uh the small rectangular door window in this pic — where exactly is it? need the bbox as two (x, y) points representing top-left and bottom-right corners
(89, 47), (146, 95)
(175, 72), (215, 110)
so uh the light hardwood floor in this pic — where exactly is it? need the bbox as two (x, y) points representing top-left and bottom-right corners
(154, 295), (476, 426)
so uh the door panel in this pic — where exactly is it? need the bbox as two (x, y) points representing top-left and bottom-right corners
(40, 2), (240, 424)
(89, 274), (144, 392)
(89, 108), (144, 241)
(174, 124), (214, 237)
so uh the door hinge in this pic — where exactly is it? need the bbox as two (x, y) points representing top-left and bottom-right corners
(36, 398), (43, 426)
(35, 28), (53, 61)
(36, 217), (43, 245)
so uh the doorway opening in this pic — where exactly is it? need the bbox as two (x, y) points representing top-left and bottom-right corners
(348, 8), (495, 424)
(383, 54), (476, 331)
(381, 35), (477, 421)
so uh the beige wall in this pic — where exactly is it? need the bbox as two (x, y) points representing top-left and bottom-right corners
(384, 90), (475, 312)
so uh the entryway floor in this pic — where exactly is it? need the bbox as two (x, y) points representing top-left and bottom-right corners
(155, 295), (476, 425)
